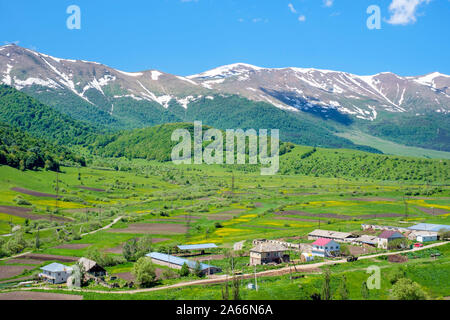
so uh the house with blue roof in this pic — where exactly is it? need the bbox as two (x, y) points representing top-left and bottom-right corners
(146, 252), (222, 275)
(39, 263), (73, 284)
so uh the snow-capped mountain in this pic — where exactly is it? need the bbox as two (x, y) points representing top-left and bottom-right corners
(0, 44), (449, 124)
(0, 44), (209, 116)
(188, 63), (450, 121)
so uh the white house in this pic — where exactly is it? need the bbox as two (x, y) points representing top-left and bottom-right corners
(377, 230), (405, 249)
(311, 238), (340, 257)
(39, 263), (73, 284)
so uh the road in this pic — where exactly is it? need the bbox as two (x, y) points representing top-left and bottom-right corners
(3, 241), (447, 295)
(80, 216), (123, 237)
(0, 216), (122, 261)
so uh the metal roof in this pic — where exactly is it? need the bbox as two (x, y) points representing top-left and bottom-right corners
(250, 242), (287, 253)
(146, 252), (219, 271)
(309, 229), (353, 239)
(378, 230), (404, 239)
(40, 263), (72, 273)
(312, 238), (336, 246)
(177, 243), (218, 250)
(408, 223), (450, 232)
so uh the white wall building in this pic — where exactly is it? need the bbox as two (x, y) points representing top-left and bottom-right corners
(39, 263), (73, 284)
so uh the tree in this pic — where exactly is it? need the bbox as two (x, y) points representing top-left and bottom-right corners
(136, 235), (153, 258)
(361, 281), (370, 300)
(388, 238), (408, 250)
(338, 275), (349, 300)
(123, 238), (138, 262)
(194, 261), (204, 278)
(321, 268), (332, 300)
(71, 261), (87, 288)
(132, 257), (157, 288)
(390, 278), (428, 300)
(35, 228), (40, 249)
(438, 228), (450, 240)
(222, 280), (230, 300)
(180, 262), (190, 277)
(232, 276), (241, 300)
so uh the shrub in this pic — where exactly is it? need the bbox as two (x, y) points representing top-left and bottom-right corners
(132, 257), (157, 288)
(180, 262), (190, 277)
(390, 278), (428, 300)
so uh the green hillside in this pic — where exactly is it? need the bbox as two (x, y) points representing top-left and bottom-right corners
(182, 95), (381, 153)
(0, 122), (85, 171)
(280, 145), (449, 183)
(0, 85), (99, 145)
(90, 122), (449, 183)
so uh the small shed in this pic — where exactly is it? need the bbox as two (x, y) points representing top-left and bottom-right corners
(78, 258), (106, 277)
(301, 252), (314, 263)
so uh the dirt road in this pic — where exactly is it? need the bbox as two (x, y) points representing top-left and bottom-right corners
(4, 241), (447, 296)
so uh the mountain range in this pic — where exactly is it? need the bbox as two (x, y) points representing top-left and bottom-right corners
(1, 44), (449, 153)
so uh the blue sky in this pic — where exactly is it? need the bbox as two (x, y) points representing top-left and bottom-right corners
(0, 0), (449, 76)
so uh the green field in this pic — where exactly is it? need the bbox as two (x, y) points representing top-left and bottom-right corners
(336, 130), (450, 159)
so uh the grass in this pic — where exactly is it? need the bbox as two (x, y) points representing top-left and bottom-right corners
(335, 130), (450, 159)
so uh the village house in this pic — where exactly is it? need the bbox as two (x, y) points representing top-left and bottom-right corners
(78, 258), (107, 278)
(311, 238), (340, 257)
(377, 230), (405, 249)
(39, 263), (73, 284)
(308, 229), (355, 243)
(249, 242), (289, 266)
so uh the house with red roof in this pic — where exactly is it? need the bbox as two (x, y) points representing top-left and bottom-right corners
(311, 238), (340, 257)
(377, 230), (404, 249)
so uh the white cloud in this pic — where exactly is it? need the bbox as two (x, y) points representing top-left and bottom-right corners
(298, 15), (306, 22)
(323, 0), (334, 7)
(288, 3), (297, 14)
(386, 0), (431, 25)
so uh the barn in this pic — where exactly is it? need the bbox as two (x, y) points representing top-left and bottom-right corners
(146, 252), (222, 275)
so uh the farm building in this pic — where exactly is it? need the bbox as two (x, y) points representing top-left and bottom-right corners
(146, 252), (222, 275)
(78, 258), (106, 277)
(411, 231), (438, 242)
(377, 230), (405, 249)
(39, 263), (73, 284)
(308, 229), (355, 243)
(249, 242), (289, 266)
(408, 223), (450, 233)
(177, 243), (218, 255)
(353, 235), (378, 247)
(311, 238), (340, 257)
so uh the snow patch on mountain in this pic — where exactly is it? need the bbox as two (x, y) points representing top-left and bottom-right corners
(2, 64), (13, 85)
(151, 71), (162, 81)
(14, 77), (61, 90)
(116, 69), (144, 77)
(176, 76), (198, 86)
